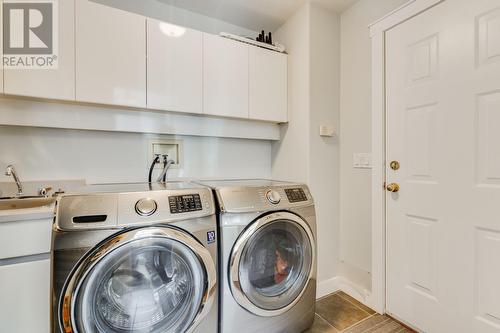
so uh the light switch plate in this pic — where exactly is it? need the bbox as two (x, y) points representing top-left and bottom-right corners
(353, 153), (372, 169)
(319, 125), (335, 137)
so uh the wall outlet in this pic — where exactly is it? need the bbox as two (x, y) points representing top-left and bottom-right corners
(353, 153), (372, 169)
(148, 139), (183, 169)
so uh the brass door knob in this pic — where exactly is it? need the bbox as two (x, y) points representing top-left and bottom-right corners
(386, 183), (400, 193)
(390, 161), (400, 170)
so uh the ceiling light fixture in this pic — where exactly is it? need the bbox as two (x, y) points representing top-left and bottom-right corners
(159, 22), (186, 37)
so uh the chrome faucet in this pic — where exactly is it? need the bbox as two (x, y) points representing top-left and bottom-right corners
(5, 165), (23, 196)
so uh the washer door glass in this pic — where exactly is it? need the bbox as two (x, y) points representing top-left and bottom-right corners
(74, 237), (206, 333)
(238, 219), (313, 311)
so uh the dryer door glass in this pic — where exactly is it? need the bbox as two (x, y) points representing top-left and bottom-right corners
(73, 237), (206, 333)
(238, 219), (313, 311)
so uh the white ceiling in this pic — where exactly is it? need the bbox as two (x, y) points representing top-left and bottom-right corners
(314, 0), (360, 12)
(157, 0), (359, 32)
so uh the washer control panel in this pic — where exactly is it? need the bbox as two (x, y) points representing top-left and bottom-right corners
(135, 198), (158, 216)
(285, 188), (308, 203)
(56, 184), (215, 230)
(169, 194), (203, 214)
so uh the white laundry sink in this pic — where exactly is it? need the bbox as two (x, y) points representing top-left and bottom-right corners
(0, 197), (55, 211)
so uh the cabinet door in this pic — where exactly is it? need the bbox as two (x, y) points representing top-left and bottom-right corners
(3, 0), (75, 100)
(147, 19), (202, 114)
(0, 259), (50, 333)
(0, 1), (3, 93)
(0, 218), (52, 259)
(249, 47), (288, 122)
(75, 0), (146, 108)
(203, 33), (249, 118)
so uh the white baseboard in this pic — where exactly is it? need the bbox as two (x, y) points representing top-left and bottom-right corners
(316, 276), (341, 299)
(316, 276), (375, 312)
(337, 277), (371, 306)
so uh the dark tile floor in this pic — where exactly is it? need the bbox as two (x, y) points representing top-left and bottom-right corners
(305, 292), (416, 333)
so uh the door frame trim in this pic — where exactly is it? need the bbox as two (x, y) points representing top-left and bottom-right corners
(368, 0), (445, 314)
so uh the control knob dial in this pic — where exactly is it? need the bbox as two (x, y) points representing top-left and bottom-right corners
(135, 198), (157, 216)
(266, 190), (281, 204)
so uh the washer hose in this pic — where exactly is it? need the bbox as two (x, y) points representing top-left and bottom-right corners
(162, 158), (167, 183)
(148, 155), (160, 183)
(157, 158), (175, 183)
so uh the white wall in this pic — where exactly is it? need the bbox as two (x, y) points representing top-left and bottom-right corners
(0, 1), (273, 187)
(272, 2), (341, 297)
(309, 3), (341, 296)
(0, 126), (271, 185)
(338, 0), (409, 291)
(272, 4), (310, 183)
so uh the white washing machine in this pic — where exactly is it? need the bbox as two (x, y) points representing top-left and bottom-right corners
(195, 179), (317, 333)
(51, 182), (218, 333)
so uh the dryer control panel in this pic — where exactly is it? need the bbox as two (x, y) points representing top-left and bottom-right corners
(215, 183), (314, 213)
(284, 188), (308, 203)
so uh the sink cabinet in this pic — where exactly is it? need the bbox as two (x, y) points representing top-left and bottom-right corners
(0, 218), (52, 259)
(0, 258), (50, 333)
(0, 216), (52, 333)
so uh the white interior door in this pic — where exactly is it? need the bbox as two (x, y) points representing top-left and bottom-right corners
(386, 0), (500, 332)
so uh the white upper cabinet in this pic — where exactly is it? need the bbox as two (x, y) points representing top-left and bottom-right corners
(249, 47), (288, 122)
(147, 19), (202, 114)
(203, 33), (249, 119)
(0, 1), (288, 124)
(3, 0), (75, 100)
(0, 2), (3, 93)
(75, 0), (146, 108)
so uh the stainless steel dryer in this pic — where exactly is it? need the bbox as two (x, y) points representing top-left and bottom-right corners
(195, 180), (317, 333)
(51, 183), (218, 333)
